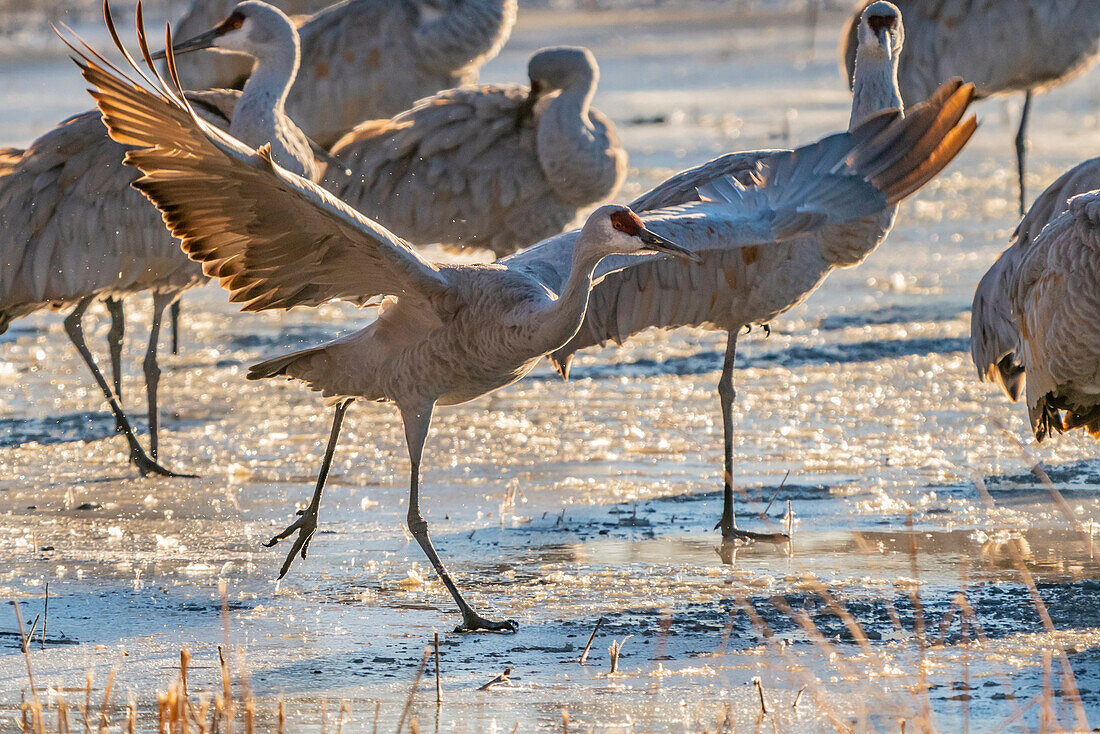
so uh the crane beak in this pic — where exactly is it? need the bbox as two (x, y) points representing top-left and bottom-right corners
(638, 227), (702, 263)
(150, 27), (222, 60)
(877, 28), (894, 63)
(514, 79), (543, 128)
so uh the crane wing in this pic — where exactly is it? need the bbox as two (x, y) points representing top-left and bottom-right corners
(521, 81), (977, 376)
(0, 88), (236, 311)
(628, 150), (787, 212)
(63, 3), (450, 313)
(510, 81), (975, 300)
(1012, 189), (1100, 438)
(504, 133), (893, 295)
(971, 159), (1100, 402)
(326, 85), (552, 245)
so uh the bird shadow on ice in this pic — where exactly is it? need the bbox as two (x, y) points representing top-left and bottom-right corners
(0, 588), (258, 652)
(814, 302), (969, 332)
(983, 458), (1100, 492)
(0, 410), (125, 447)
(0, 406), (219, 449)
(0, 322), (46, 346)
(219, 323), (348, 355)
(235, 579), (1100, 699)
(541, 335), (970, 381)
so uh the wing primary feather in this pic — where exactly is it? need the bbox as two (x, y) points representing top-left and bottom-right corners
(886, 115), (978, 203)
(103, 0), (161, 96)
(53, 21), (143, 95)
(163, 24), (200, 120)
(868, 83), (975, 186)
(134, 0), (180, 102)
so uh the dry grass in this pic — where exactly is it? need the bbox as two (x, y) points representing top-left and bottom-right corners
(13, 563), (1091, 733)
(18, 642), (259, 734)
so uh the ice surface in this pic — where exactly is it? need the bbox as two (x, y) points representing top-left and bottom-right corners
(1, 3), (1100, 731)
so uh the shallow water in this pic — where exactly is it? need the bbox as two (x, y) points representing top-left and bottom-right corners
(1, 4), (1100, 732)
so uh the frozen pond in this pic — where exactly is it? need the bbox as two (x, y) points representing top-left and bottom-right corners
(2, 4), (1100, 731)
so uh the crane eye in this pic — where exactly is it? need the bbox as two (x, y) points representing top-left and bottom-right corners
(220, 11), (245, 32)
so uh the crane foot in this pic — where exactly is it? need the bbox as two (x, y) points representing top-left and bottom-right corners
(265, 507), (318, 579)
(454, 613), (518, 634)
(720, 526), (788, 544)
(132, 450), (196, 479)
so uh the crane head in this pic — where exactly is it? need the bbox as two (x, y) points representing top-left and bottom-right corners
(857, 1), (904, 64)
(151, 1), (297, 62)
(579, 205), (702, 264)
(516, 47), (599, 127)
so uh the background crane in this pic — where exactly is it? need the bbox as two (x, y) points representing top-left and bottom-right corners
(841, 0), (1100, 215)
(326, 46), (626, 257)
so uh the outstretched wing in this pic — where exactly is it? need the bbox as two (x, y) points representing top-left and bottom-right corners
(504, 130), (895, 296)
(63, 1), (450, 312)
(514, 81), (977, 376)
(629, 149), (788, 213)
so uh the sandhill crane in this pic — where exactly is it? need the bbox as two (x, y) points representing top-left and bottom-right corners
(971, 155), (1100, 439)
(71, 7), (972, 629)
(286, 0), (518, 147)
(0, 0), (320, 476)
(535, 4), (976, 543)
(326, 46), (626, 257)
(166, 0), (332, 353)
(168, 0), (518, 335)
(171, 1), (518, 146)
(842, 0), (1100, 215)
(171, 0), (329, 91)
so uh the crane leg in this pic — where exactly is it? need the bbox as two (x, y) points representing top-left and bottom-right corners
(264, 399), (352, 578)
(806, 0), (820, 60)
(143, 292), (173, 460)
(715, 330), (788, 544)
(63, 296), (188, 478)
(105, 297), (124, 407)
(402, 402), (517, 634)
(169, 299), (181, 356)
(716, 331), (739, 538)
(1015, 90), (1033, 217)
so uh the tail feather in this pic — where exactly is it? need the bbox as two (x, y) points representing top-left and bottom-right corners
(849, 79), (964, 175)
(0, 147), (23, 176)
(550, 351), (574, 381)
(854, 81), (978, 204)
(989, 355), (1025, 403)
(737, 84), (976, 238)
(885, 115), (977, 203)
(855, 80), (967, 180)
(248, 345), (328, 382)
(867, 89), (969, 185)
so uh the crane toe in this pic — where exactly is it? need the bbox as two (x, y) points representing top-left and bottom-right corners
(133, 451), (197, 479)
(454, 614), (519, 634)
(264, 507), (319, 579)
(718, 526), (789, 545)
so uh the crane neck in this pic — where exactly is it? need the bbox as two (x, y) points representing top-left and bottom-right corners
(548, 70), (597, 125)
(849, 44), (903, 129)
(230, 36), (301, 145)
(537, 72), (619, 206)
(537, 240), (606, 352)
